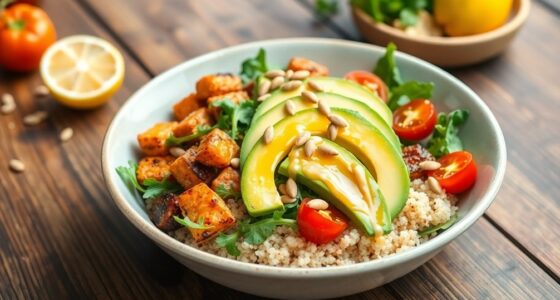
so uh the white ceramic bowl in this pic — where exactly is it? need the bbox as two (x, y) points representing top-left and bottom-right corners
(102, 38), (506, 299)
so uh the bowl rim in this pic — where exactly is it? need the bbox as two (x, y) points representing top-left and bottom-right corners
(352, 0), (531, 46)
(101, 38), (507, 278)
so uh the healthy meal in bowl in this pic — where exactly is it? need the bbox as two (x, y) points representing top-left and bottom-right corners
(116, 43), (477, 267)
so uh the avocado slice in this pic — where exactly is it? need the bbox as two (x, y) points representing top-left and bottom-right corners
(253, 77), (392, 125)
(241, 108), (409, 219)
(240, 93), (401, 165)
(277, 139), (392, 235)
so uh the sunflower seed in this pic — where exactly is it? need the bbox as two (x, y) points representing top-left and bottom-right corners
(365, 82), (378, 91)
(295, 131), (311, 147)
(307, 199), (329, 210)
(307, 80), (324, 92)
(301, 91), (319, 103)
(328, 124), (338, 141)
(9, 159), (25, 173)
(59, 127), (74, 142)
(170, 147), (186, 157)
(1, 103), (16, 114)
(304, 139), (317, 157)
(257, 93), (271, 102)
(1, 93), (16, 114)
(285, 69), (294, 80)
(281, 195), (297, 204)
(263, 126), (274, 144)
(291, 70), (310, 80)
(23, 111), (48, 126)
(281, 80), (303, 91)
(286, 178), (298, 198)
(317, 144), (338, 156)
(419, 161), (441, 171)
(328, 114), (349, 128)
(258, 79), (271, 97)
(270, 76), (285, 90)
(34, 85), (50, 97)
(285, 100), (296, 116)
(318, 100), (330, 116)
(427, 176), (443, 194)
(265, 69), (285, 79)
(230, 158), (240, 169)
(278, 183), (287, 195)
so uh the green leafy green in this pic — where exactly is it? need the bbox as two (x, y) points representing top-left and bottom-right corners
(373, 42), (402, 89)
(212, 98), (256, 142)
(351, 0), (432, 26)
(215, 184), (241, 201)
(216, 231), (241, 256)
(419, 213), (458, 236)
(142, 177), (182, 199)
(239, 48), (268, 84)
(387, 81), (434, 110)
(116, 161), (145, 193)
(399, 8), (417, 26)
(427, 110), (469, 158)
(173, 216), (213, 230)
(165, 125), (215, 146)
(314, 0), (338, 17)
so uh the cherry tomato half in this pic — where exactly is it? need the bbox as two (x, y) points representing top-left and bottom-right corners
(297, 199), (348, 244)
(393, 99), (437, 141)
(344, 70), (389, 102)
(428, 151), (477, 194)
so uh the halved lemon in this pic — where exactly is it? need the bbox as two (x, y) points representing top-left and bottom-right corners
(40, 35), (125, 109)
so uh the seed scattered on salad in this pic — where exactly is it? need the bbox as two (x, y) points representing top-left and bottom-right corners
(285, 69), (294, 80)
(307, 199), (329, 210)
(59, 127), (74, 142)
(278, 183), (287, 195)
(307, 80), (324, 92)
(170, 147), (186, 157)
(286, 178), (298, 198)
(263, 126), (274, 144)
(301, 90), (319, 103)
(270, 76), (285, 90)
(295, 131), (311, 147)
(328, 114), (349, 128)
(34, 85), (50, 97)
(23, 110), (49, 126)
(9, 159), (25, 173)
(257, 93), (270, 102)
(230, 158), (240, 169)
(291, 70), (310, 80)
(281, 195), (297, 204)
(281, 80), (303, 91)
(318, 99), (330, 116)
(419, 161), (441, 171)
(285, 100), (295, 116)
(427, 176), (443, 194)
(327, 123), (338, 141)
(265, 69), (285, 79)
(304, 138), (318, 157)
(258, 79), (271, 96)
(317, 144), (338, 156)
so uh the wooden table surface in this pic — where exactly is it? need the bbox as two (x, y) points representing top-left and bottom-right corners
(1, 0), (559, 299)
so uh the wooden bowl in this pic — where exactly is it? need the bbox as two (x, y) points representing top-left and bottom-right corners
(351, 0), (530, 67)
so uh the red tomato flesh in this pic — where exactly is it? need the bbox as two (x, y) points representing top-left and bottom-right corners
(393, 99), (437, 141)
(344, 70), (389, 102)
(428, 151), (477, 194)
(297, 199), (348, 244)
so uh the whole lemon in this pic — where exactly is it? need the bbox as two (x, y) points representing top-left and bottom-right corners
(434, 0), (513, 37)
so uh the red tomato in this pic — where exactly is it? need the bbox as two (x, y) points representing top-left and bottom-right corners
(393, 99), (437, 141)
(0, 3), (56, 71)
(297, 199), (348, 244)
(428, 151), (477, 194)
(344, 70), (389, 102)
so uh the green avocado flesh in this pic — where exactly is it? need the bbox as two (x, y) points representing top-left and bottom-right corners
(240, 92), (401, 165)
(278, 139), (392, 235)
(252, 77), (392, 125)
(240, 108), (409, 219)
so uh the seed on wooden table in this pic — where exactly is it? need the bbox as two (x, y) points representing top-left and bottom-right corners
(1, 93), (16, 114)
(304, 139), (317, 157)
(9, 159), (25, 173)
(170, 147), (186, 157)
(230, 158), (240, 169)
(427, 176), (443, 194)
(270, 76), (285, 90)
(307, 199), (329, 210)
(257, 93), (271, 102)
(286, 178), (298, 198)
(285, 69), (294, 80)
(318, 100), (331, 116)
(328, 114), (349, 128)
(281, 80), (303, 91)
(328, 124), (338, 141)
(295, 131), (311, 147)
(59, 127), (74, 142)
(2, 93), (14, 105)
(23, 111), (48, 126)
(1, 103), (16, 114)
(281, 195), (297, 204)
(263, 126), (274, 144)
(318, 144), (338, 156)
(301, 91), (319, 103)
(265, 69), (285, 79)
(278, 183), (287, 195)
(419, 161), (441, 171)
(34, 85), (50, 97)
(258, 79), (271, 96)
(291, 70), (310, 80)
(307, 81), (324, 92)
(285, 100), (295, 116)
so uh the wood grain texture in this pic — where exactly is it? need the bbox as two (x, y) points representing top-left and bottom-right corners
(0, 0), (559, 299)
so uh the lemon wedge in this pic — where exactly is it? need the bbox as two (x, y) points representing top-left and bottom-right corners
(40, 35), (125, 109)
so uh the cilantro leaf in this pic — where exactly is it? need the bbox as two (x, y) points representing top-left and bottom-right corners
(216, 231), (241, 256)
(173, 215), (213, 230)
(116, 161), (145, 193)
(240, 48), (268, 84)
(419, 213), (458, 237)
(427, 109), (469, 158)
(387, 80), (434, 111)
(212, 98), (256, 142)
(142, 176), (183, 199)
(165, 125), (215, 146)
(315, 0), (338, 17)
(215, 184), (241, 201)
(374, 42), (402, 89)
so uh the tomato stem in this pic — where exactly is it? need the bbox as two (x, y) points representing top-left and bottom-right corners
(7, 19), (25, 30)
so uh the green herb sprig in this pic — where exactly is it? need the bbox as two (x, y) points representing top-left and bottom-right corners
(173, 216), (213, 230)
(212, 98), (256, 142)
(116, 160), (182, 200)
(165, 125), (215, 147)
(239, 48), (268, 84)
(426, 109), (469, 158)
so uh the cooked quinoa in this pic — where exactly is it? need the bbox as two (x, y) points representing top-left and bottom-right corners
(170, 179), (458, 267)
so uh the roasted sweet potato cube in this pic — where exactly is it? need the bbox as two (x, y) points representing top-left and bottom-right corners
(172, 108), (214, 138)
(211, 167), (240, 195)
(196, 128), (239, 168)
(287, 57), (329, 77)
(136, 156), (175, 184)
(137, 122), (177, 156)
(196, 74), (242, 100)
(169, 147), (217, 189)
(177, 183), (236, 242)
(173, 93), (202, 121)
(207, 91), (250, 118)
(147, 193), (181, 232)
